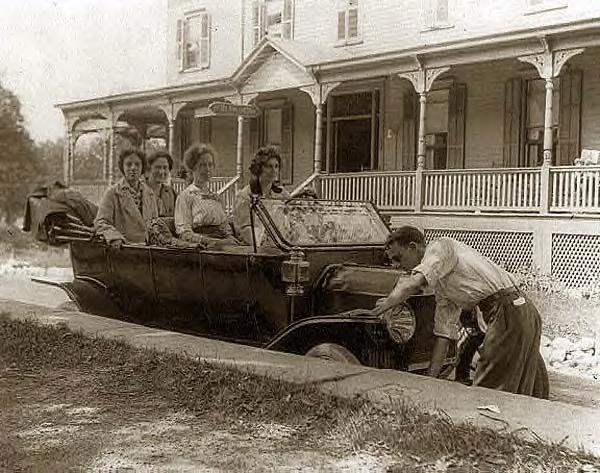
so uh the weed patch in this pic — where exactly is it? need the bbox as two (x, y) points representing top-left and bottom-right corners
(0, 315), (598, 472)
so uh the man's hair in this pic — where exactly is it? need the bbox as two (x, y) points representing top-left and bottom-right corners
(147, 149), (173, 170)
(118, 148), (147, 174)
(385, 226), (425, 248)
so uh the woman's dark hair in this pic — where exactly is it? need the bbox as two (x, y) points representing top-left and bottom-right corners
(249, 146), (283, 195)
(385, 226), (426, 249)
(183, 143), (217, 172)
(147, 149), (173, 170)
(118, 149), (147, 174)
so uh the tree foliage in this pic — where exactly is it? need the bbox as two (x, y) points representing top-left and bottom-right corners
(0, 82), (40, 223)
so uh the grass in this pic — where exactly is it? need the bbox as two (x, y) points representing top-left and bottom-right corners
(1, 314), (598, 472)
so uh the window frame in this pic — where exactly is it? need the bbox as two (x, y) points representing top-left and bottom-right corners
(177, 9), (211, 73)
(252, 0), (295, 47)
(335, 0), (362, 47)
(421, 0), (455, 32)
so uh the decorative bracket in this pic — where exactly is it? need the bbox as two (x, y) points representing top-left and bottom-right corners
(519, 47), (584, 79)
(157, 102), (187, 122)
(300, 82), (340, 107)
(398, 66), (450, 94)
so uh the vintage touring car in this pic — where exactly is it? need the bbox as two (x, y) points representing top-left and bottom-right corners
(29, 194), (548, 395)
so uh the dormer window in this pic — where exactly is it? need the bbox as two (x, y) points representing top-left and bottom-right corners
(177, 10), (211, 71)
(253, 0), (294, 46)
(336, 0), (361, 46)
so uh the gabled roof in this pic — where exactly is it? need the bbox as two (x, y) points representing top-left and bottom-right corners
(231, 37), (353, 88)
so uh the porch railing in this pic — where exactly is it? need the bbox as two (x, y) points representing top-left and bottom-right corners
(292, 165), (600, 215)
(423, 168), (541, 212)
(317, 171), (416, 210)
(217, 175), (241, 214)
(171, 176), (232, 195)
(550, 166), (600, 213)
(71, 176), (236, 206)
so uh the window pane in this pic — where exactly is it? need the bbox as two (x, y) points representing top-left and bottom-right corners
(337, 11), (346, 40)
(347, 8), (358, 38)
(185, 16), (202, 68)
(332, 92), (372, 117)
(426, 89), (449, 134)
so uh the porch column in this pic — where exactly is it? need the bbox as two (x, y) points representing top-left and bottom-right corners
(300, 82), (340, 176)
(236, 115), (244, 178)
(399, 66), (449, 212)
(168, 118), (175, 158)
(543, 78), (554, 165)
(62, 120), (71, 185)
(519, 47), (584, 214)
(102, 130), (108, 182)
(68, 134), (76, 184)
(314, 103), (324, 173)
(108, 127), (116, 186)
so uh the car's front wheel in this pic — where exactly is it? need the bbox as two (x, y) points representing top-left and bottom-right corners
(305, 343), (361, 365)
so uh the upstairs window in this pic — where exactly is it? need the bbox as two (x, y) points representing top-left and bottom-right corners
(177, 11), (211, 71)
(422, 0), (453, 30)
(253, 0), (294, 46)
(336, 0), (360, 45)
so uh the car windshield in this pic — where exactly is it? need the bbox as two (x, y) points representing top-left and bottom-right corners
(259, 199), (390, 246)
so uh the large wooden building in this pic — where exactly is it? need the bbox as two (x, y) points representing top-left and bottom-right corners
(58, 0), (600, 289)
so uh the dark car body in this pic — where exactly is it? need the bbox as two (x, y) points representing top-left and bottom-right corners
(36, 198), (454, 373)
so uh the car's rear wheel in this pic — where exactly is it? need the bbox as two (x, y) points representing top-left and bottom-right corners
(305, 343), (361, 365)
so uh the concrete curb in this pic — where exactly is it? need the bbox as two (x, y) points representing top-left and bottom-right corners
(1, 298), (599, 455)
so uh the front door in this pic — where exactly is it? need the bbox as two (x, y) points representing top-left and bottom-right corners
(334, 119), (372, 172)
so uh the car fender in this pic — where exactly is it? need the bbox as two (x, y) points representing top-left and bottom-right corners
(264, 309), (391, 357)
(32, 276), (122, 317)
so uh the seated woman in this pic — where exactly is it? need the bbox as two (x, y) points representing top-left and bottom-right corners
(233, 146), (291, 245)
(94, 149), (158, 248)
(174, 143), (238, 248)
(146, 149), (177, 217)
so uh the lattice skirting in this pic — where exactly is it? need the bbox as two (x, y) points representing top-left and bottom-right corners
(552, 233), (600, 289)
(424, 229), (534, 273)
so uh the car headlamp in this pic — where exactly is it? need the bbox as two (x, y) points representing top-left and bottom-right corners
(381, 303), (416, 344)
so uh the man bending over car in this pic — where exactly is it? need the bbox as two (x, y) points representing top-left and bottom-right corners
(372, 226), (542, 396)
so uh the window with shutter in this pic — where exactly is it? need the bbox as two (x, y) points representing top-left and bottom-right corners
(253, 0), (294, 46)
(180, 11), (211, 71)
(336, 0), (361, 45)
(558, 70), (582, 165)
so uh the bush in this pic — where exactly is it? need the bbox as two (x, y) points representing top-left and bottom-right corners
(512, 267), (564, 294)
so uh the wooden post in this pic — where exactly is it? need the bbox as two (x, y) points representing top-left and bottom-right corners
(518, 46), (584, 215)
(414, 93), (427, 213)
(314, 103), (324, 173)
(68, 134), (75, 184)
(539, 78), (554, 214)
(63, 124), (71, 185)
(108, 128), (115, 186)
(168, 119), (175, 159)
(236, 115), (244, 179)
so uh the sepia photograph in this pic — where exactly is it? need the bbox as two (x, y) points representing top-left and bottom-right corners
(1, 0), (600, 471)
